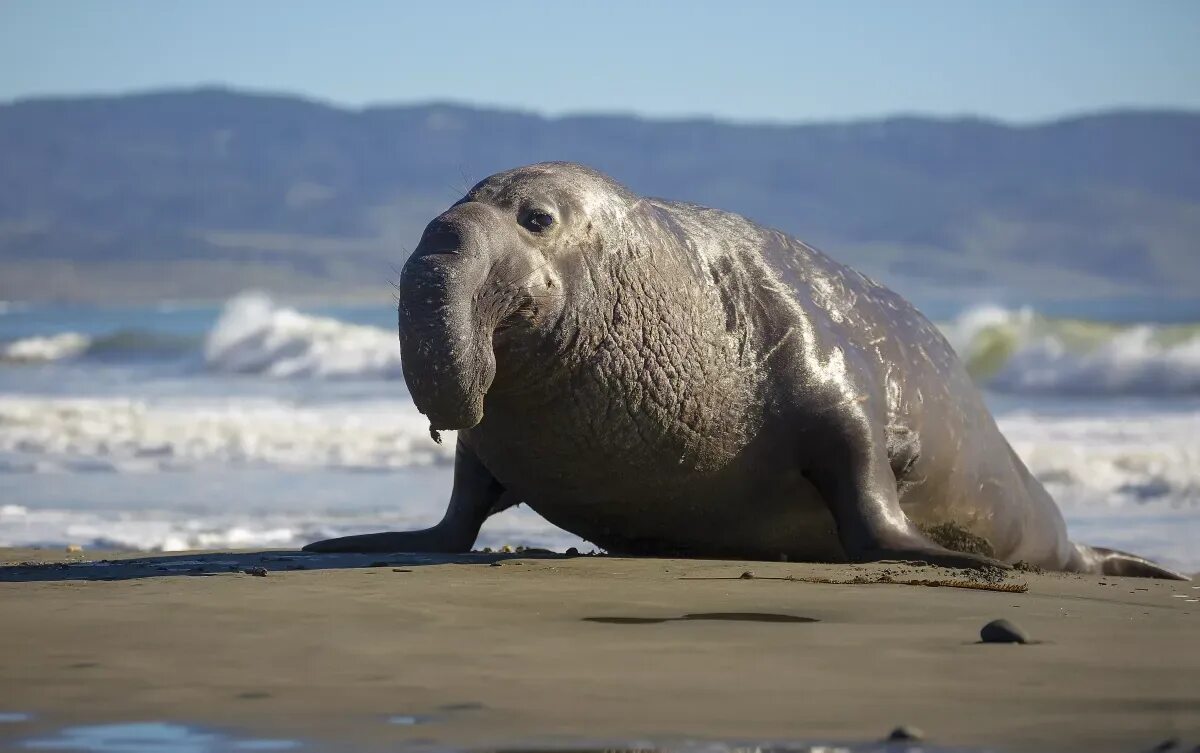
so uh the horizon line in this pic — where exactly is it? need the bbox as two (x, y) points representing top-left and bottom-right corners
(4, 83), (1198, 129)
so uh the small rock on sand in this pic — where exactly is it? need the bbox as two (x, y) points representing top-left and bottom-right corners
(886, 725), (924, 741)
(980, 618), (1028, 644)
(739, 571), (755, 579)
(242, 567), (268, 577)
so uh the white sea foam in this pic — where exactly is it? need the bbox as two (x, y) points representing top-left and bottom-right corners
(0, 505), (301, 552)
(0, 500), (588, 553)
(204, 292), (404, 379)
(0, 332), (91, 362)
(996, 403), (1199, 571)
(996, 408), (1199, 511)
(0, 396), (452, 472)
(943, 305), (1200, 396)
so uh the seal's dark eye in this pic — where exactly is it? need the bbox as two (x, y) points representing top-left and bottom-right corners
(525, 211), (555, 232)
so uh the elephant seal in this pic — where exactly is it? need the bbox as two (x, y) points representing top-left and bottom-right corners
(305, 162), (1184, 579)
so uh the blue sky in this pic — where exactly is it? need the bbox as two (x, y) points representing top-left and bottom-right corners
(1, 0), (1197, 122)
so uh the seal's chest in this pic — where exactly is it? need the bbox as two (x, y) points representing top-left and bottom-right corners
(471, 370), (760, 502)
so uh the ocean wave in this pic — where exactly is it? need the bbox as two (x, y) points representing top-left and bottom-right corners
(943, 305), (1200, 396)
(1, 293), (404, 376)
(0, 329), (197, 364)
(0, 396), (452, 471)
(996, 405), (1199, 571)
(996, 407), (1199, 511)
(87, 329), (198, 359)
(0, 332), (91, 362)
(203, 292), (404, 379)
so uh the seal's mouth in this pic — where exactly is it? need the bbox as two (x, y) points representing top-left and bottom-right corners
(421, 408), (482, 434)
(414, 386), (487, 435)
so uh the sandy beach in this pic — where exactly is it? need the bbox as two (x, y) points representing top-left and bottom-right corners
(0, 548), (1196, 753)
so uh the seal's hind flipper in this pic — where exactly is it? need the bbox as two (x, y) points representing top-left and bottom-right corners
(1074, 544), (1189, 580)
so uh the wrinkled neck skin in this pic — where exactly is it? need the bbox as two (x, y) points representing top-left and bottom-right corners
(471, 202), (769, 476)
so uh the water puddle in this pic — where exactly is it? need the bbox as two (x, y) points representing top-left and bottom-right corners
(19, 722), (299, 752)
(7, 719), (1007, 753)
(387, 715), (437, 727)
(387, 701), (486, 728)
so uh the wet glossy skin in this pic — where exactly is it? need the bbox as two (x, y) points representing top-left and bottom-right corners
(305, 163), (1184, 579)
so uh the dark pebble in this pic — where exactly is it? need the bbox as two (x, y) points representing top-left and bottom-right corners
(566, 547), (579, 556)
(243, 567), (268, 577)
(980, 618), (1028, 644)
(739, 571), (755, 579)
(886, 725), (924, 741)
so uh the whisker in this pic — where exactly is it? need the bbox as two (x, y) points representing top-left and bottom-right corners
(456, 165), (475, 196)
(436, 177), (466, 201)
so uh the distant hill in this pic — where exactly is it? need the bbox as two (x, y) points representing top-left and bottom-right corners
(1, 88), (1197, 314)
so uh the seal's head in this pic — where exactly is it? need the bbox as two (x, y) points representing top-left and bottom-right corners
(398, 162), (637, 431)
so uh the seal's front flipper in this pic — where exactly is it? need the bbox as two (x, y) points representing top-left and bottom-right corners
(302, 529), (450, 554)
(1073, 544), (1189, 580)
(300, 529), (441, 553)
(302, 441), (506, 554)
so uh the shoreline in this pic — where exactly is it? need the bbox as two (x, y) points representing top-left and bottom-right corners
(0, 548), (1196, 752)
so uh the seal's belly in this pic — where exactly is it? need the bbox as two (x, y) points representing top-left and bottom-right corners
(532, 472), (844, 561)
(471, 424), (845, 560)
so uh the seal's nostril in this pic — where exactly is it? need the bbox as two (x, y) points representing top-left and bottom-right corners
(416, 228), (461, 256)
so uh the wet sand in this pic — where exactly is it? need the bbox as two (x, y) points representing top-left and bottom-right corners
(0, 548), (1196, 752)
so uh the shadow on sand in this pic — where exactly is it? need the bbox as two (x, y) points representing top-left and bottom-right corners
(0, 549), (572, 583)
(584, 613), (819, 625)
